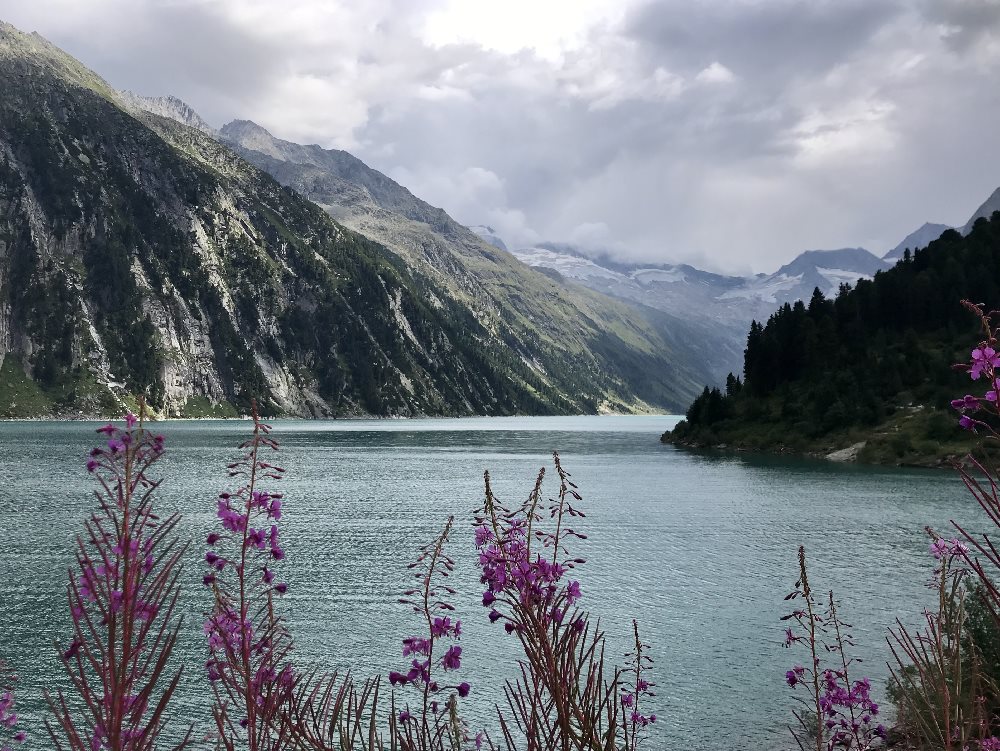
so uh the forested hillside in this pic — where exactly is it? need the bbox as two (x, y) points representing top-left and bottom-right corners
(665, 213), (1000, 464)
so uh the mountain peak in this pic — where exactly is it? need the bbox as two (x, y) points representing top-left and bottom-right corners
(0, 20), (117, 97)
(220, 119), (297, 161)
(964, 186), (1000, 234)
(118, 91), (217, 134)
(221, 118), (275, 140)
(883, 221), (952, 262)
(773, 247), (884, 277)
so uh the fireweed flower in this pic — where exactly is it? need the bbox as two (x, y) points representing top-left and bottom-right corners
(621, 620), (656, 750)
(952, 302), (1000, 436)
(476, 454), (652, 749)
(474, 456), (589, 634)
(970, 346), (1000, 380)
(203, 402), (294, 751)
(929, 536), (968, 561)
(45, 408), (191, 751)
(783, 546), (883, 751)
(390, 517), (475, 750)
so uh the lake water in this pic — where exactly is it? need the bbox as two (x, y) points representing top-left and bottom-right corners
(0, 416), (982, 750)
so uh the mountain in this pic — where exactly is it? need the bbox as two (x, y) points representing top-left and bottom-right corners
(883, 222), (952, 263)
(732, 247), (887, 303)
(964, 186), (1000, 234)
(505, 241), (890, 380)
(664, 217), (1000, 465)
(217, 119), (456, 229)
(210, 117), (717, 407)
(117, 91), (218, 135)
(0, 21), (707, 417)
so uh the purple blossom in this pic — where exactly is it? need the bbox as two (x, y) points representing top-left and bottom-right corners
(930, 538), (951, 559)
(50, 409), (189, 750)
(390, 518), (470, 747)
(784, 546), (882, 751)
(566, 580), (581, 604)
(951, 394), (980, 412)
(441, 645), (462, 671)
(0, 670), (25, 748)
(930, 537), (968, 560)
(474, 526), (493, 546)
(970, 346), (1000, 379)
(202, 402), (295, 749)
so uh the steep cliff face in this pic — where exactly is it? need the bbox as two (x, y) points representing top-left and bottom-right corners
(0, 22), (701, 417)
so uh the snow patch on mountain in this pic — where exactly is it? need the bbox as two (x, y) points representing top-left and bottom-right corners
(631, 268), (687, 284)
(718, 274), (803, 303)
(511, 246), (628, 282)
(816, 266), (876, 288)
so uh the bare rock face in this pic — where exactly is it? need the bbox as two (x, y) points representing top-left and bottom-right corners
(826, 442), (866, 462)
(117, 91), (218, 136)
(0, 20), (704, 418)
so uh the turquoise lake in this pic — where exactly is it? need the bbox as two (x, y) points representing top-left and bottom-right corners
(0, 416), (981, 749)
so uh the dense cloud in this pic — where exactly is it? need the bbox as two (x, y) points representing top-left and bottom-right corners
(4, 0), (999, 272)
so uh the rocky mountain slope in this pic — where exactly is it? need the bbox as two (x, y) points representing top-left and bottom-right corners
(0, 21), (707, 418)
(208, 117), (719, 400)
(117, 91), (218, 136)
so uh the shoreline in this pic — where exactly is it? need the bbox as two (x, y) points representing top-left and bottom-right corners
(0, 412), (678, 423)
(661, 433), (965, 470)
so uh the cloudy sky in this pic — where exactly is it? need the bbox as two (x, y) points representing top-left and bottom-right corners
(4, 0), (1000, 272)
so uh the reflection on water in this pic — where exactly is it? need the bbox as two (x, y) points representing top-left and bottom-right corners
(0, 416), (974, 750)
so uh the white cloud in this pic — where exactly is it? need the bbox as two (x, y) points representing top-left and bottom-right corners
(421, 0), (640, 59)
(695, 61), (735, 85)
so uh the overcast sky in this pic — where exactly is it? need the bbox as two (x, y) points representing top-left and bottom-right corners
(4, 0), (1000, 272)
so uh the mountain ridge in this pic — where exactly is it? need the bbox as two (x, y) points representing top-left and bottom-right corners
(210, 114), (719, 402)
(883, 222), (952, 262)
(0, 23), (706, 417)
(965, 187), (1000, 234)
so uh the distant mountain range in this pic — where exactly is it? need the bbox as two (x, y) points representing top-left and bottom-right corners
(480, 199), (997, 381)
